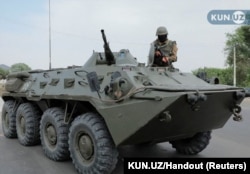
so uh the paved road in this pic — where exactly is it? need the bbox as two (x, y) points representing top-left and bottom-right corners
(0, 98), (250, 174)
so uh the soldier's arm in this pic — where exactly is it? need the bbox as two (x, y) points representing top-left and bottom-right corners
(169, 41), (178, 62)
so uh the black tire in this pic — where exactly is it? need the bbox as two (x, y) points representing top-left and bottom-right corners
(1, 100), (17, 138)
(69, 112), (118, 174)
(16, 103), (41, 146)
(169, 131), (211, 155)
(40, 107), (70, 161)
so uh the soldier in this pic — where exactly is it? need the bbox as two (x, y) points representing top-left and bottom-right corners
(148, 26), (178, 67)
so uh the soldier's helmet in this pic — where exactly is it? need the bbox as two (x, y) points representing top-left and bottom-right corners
(156, 26), (168, 36)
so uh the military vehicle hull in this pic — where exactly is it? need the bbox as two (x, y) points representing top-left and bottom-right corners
(2, 66), (247, 174)
(2, 67), (245, 147)
(112, 90), (243, 145)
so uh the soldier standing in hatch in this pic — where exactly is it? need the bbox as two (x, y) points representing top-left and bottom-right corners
(148, 26), (178, 67)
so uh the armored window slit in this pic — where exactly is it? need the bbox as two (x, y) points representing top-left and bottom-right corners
(64, 78), (75, 88)
(49, 78), (60, 86)
(40, 82), (48, 89)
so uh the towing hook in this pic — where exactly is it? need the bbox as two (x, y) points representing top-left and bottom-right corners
(232, 104), (242, 121)
(187, 93), (207, 111)
(235, 91), (246, 100)
(187, 93), (207, 105)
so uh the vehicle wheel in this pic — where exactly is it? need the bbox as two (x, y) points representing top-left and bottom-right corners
(40, 107), (70, 161)
(169, 131), (211, 155)
(69, 112), (118, 174)
(16, 103), (41, 146)
(1, 100), (17, 138)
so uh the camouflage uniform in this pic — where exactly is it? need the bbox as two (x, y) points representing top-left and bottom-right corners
(148, 27), (178, 67)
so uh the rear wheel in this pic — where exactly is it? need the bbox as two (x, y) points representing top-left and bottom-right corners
(169, 131), (211, 155)
(40, 108), (70, 161)
(69, 112), (118, 174)
(16, 103), (41, 146)
(1, 100), (17, 138)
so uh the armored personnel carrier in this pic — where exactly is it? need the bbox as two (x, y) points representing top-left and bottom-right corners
(1, 30), (249, 174)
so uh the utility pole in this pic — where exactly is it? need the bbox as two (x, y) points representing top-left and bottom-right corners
(49, 0), (52, 70)
(233, 45), (236, 86)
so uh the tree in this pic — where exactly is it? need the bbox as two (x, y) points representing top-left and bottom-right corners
(224, 26), (250, 87)
(193, 67), (233, 85)
(10, 63), (32, 73)
(0, 68), (9, 79)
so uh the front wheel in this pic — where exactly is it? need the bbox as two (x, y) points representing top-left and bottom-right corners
(40, 108), (70, 161)
(1, 100), (17, 138)
(16, 103), (41, 146)
(169, 131), (211, 155)
(69, 112), (118, 174)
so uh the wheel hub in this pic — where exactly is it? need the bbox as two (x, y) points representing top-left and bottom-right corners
(78, 134), (94, 160)
(46, 124), (57, 145)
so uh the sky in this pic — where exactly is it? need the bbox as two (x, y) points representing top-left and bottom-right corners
(0, 0), (249, 72)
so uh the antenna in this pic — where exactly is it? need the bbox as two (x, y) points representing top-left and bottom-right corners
(49, 0), (52, 70)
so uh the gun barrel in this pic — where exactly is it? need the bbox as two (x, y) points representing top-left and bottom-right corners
(101, 29), (107, 44)
(100, 29), (115, 65)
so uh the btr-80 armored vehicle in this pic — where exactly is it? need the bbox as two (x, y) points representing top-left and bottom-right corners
(1, 30), (249, 174)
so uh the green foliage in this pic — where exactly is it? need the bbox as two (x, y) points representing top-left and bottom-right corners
(224, 26), (250, 87)
(10, 63), (31, 72)
(193, 67), (233, 85)
(0, 68), (9, 79)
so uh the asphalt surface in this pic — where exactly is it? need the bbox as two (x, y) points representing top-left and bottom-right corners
(0, 98), (250, 174)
